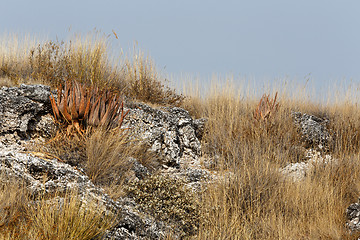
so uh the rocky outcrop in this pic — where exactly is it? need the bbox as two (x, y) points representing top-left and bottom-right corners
(0, 84), (207, 239)
(0, 149), (166, 239)
(0, 84), (55, 138)
(292, 111), (332, 152)
(12, 85), (360, 238)
(0, 84), (206, 170)
(124, 102), (205, 168)
(280, 112), (334, 181)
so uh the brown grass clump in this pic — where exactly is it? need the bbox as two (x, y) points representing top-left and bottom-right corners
(0, 175), (30, 239)
(327, 103), (360, 157)
(0, 174), (115, 240)
(27, 189), (116, 240)
(197, 156), (360, 240)
(85, 126), (162, 199)
(28, 36), (120, 89)
(196, 83), (302, 169)
(123, 50), (184, 106)
(44, 125), (159, 200)
(85, 127), (133, 185)
(0, 33), (42, 85)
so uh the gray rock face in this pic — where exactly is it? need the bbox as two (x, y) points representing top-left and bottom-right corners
(0, 84), (55, 138)
(346, 202), (360, 232)
(292, 112), (332, 151)
(124, 102), (204, 168)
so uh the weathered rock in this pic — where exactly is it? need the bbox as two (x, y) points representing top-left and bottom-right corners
(292, 111), (332, 152)
(105, 197), (166, 240)
(130, 157), (150, 180)
(280, 149), (335, 181)
(346, 202), (360, 232)
(123, 102), (204, 169)
(0, 84), (205, 170)
(0, 84), (56, 140)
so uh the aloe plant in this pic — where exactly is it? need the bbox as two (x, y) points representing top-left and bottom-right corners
(49, 81), (129, 135)
(253, 92), (279, 121)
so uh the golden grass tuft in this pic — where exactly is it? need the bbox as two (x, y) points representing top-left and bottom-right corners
(0, 174), (29, 239)
(124, 49), (184, 106)
(85, 127), (133, 185)
(27, 189), (116, 240)
(0, 174), (115, 240)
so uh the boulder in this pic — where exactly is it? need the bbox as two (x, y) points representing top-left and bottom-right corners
(123, 101), (205, 169)
(292, 111), (332, 152)
(346, 201), (360, 232)
(0, 84), (55, 137)
(280, 149), (334, 181)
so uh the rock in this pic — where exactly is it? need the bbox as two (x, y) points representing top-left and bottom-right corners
(104, 198), (166, 240)
(0, 84), (56, 139)
(347, 202), (360, 232)
(193, 118), (207, 140)
(0, 84), (205, 171)
(280, 149), (335, 181)
(130, 157), (150, 180)
(123, 102), (204, 169)
(292, 111), (332, 152)
(0, 149), (100, 198)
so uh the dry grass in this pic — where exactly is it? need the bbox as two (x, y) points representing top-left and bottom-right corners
(179, 82), (360, 239)
(0, 32), (183, 106)
(196, 156), (360, 240)
(27, 189), (116, 240)
(124, 49), (184, 106)
(2, 33), (360, 239)
(85, 127), (133, 185)
(44, 126), (159, 200)
(0, 174), (29, 239)
(0, 175), (114, 240)
(0, 33), (44, 85)
(193, 82), (304, 170)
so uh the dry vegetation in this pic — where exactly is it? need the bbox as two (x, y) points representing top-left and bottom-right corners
(0, 174), (115, 240)
(1, 33), (360, 239)
(189, 84), (360, 239)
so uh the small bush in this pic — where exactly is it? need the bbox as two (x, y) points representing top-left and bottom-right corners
(125, 174), (201, 237)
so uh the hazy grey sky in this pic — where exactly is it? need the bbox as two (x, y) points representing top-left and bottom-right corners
(1, 0), (360, 95)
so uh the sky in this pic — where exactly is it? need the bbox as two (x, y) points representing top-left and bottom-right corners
(1, 0), (360, 99)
